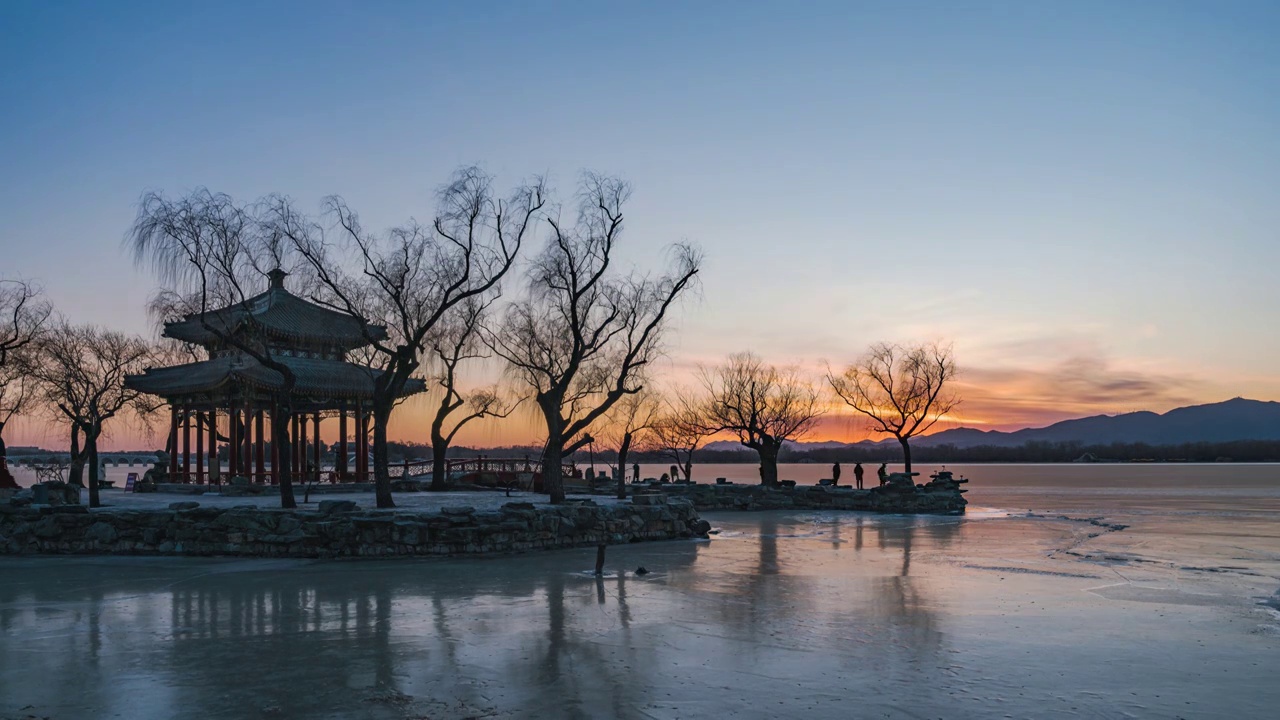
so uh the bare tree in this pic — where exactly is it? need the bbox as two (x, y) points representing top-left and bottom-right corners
(425, 296), (518, 491)
(0, 366), (35, 466)
(827, 341), (959, 473)
(488, 174), (702, 504)
(277, 167), (544, 508)
(0, 279), (52, 463)
(644, 394), (712, 484)
(598, 388), (660, 498)
(698, 352), (824, 487)
(129, 189), (304, 508)
(26, 321), (153, 507)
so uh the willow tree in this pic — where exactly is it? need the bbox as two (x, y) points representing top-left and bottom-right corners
(645, 394), (711, 483)
(827, 341), (959, 473)
(0, 279), (51, 466)
(278, 167), (543, 508)
(489, 174), (701, 504)
(425, 296), (517, 491)
(129, 189), (305, 508)
(599, 388), (660, 498)
(27, 321), (153, 508)
(698, 352), (823, 487)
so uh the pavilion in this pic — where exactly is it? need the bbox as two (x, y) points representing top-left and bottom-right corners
(125, 269), (424, 485)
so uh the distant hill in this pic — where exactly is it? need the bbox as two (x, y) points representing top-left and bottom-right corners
(707, 398), (1280, 452)
(918, 398), (1280, 448)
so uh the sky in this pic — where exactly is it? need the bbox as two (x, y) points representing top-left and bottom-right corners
(2, 0), (1279, 450)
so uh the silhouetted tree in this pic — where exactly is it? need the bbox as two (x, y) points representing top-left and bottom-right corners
(129, 189), (304, 508)
(698, 352), (823, 486)
(425, 296), (518, 490)
(26, 321), (152, 507)
(599, 388), (660, 498)
(0, 279), (51, 463)
(489, 174), (702, 503)
(827, 341), (958, 473)
(278, 167), (543, 507)
(644, 394), (713, 482)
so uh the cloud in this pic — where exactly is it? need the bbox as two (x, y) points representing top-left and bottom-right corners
(948, 354), (1210, 430)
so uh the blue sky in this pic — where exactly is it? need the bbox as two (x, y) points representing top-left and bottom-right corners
(3, 0), (1278, 446)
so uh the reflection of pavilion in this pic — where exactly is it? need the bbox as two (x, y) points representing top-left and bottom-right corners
(125, 270), (423, 484)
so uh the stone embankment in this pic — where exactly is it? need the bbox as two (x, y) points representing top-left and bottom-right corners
(0, 498), (708, 558)
(651, 478), (967, 515)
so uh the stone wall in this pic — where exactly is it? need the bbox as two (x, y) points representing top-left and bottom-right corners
(0, 498), (706, 558)
(650, 482), (967, 514)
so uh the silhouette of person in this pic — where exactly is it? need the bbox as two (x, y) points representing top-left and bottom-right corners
(659, 472), (670, 484)
(832, 462), (841, 486)
(877, 462), (888, 486)
(632, 463), (640, 482)
(854, 462), (864, 490)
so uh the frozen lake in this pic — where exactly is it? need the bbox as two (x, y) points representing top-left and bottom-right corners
(2, 465), (1279, 718)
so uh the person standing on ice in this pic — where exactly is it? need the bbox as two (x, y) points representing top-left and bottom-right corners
(854, 462), (865, 490)
(832, 462), (841, 485)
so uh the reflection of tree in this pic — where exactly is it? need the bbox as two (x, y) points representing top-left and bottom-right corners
(0, 519), (963, 717)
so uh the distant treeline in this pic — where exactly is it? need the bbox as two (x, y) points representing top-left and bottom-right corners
(663, 440), (1280, 464)
(14, 439), (1280, 465)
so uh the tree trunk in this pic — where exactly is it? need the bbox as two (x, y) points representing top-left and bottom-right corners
(86, 426), (100, 508)
(543, 437), (565, 504)
(615, 432), (632, 499)
(429, 415), (449, 492)
(68, 424), (84, 487)
(0, 421), (7, 460)
(536, 395), (567, 504)
(756, 443), (780, 487)
(273, 408), (297, 509)
(372, 401), (395, 508)
(899, 436), (912, 474)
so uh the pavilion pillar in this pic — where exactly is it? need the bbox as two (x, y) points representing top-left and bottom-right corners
(242, 398), (253, 481)
(338, 402), (349, 479)
(208, 408), (218, 483)
(313, 412), (322, 484)
(289, 412), (298, 479)
(269, 403), (279, 485)
(195, 412), (205, 484)
(168, 404), (179, 478)
(255, 409), (266, 484)
(301, 415), (311, 483)
(229, 404), (240, 478)
(357, 406), (368, 483)
(181, 406), (191, 482)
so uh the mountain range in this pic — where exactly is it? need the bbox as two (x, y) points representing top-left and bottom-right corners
(704, 398), (1280, 451)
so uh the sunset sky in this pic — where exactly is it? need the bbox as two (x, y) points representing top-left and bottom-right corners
(3, 1), (1278, 450)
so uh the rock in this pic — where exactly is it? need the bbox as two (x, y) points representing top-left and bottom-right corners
(318, 500), (357, 515)
(687, 519), (712, 537)
(85, 522), (119, 544)
(169, 502), (200, 510)
(635, 566), (649, 575)
(632, 492), (667, 506)
(440, 506), (475, 516)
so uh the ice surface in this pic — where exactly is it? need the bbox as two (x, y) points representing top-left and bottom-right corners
(2, 468), (1279, 719)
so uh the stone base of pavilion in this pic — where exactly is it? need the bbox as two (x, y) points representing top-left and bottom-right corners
(0, 490), (711, 558)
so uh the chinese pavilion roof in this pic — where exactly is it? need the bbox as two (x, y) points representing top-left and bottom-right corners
(163, 270), (385, 349)
(124, 353), (425, 402)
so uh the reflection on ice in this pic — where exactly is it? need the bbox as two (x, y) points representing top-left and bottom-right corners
(2, 507), (1277, 719)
